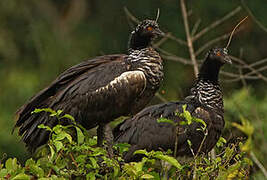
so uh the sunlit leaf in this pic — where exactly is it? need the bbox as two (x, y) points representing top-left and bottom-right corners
(75, 127), (85, 145)
(157, 118), (176, 125)
(12, 173), (30, 180)
(141, 174), (154, 179)
(154, 154), (182, 170)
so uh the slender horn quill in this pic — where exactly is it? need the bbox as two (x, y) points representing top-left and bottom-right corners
(225, 16), (248, 49)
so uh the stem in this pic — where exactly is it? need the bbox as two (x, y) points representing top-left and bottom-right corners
(69, 152), (79, 168)
(250, 151), (267, 178)
(196, 129), (208, 157)
(174, 125), (179, 157)
(180, 0), (199, 77)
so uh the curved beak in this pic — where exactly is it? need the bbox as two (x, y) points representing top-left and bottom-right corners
(223, 48), (232, 64)
(154, 28), (165, 36)
(224, 55), (232, 64)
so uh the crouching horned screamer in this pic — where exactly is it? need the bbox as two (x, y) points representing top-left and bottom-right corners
(114, 48), (231, 162)
(14, 19), (164, 152)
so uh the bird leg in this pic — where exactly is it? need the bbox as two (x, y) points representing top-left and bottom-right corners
(97, 124), (114, 158)
(97, 124), (105, 147)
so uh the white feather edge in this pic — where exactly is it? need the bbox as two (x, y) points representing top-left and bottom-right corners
(94, 71), (146, 94)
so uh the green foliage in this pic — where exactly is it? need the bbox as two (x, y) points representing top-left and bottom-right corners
(0, 109), (253, 179)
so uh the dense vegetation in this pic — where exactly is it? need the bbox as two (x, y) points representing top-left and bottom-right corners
(0, 109), (252, 179)
(0, 0), (267, 179)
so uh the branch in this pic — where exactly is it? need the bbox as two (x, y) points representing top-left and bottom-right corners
(191, 18), (201, 36)
(156, 47), (192, 65)
(195, 27), (243, 56)
(250, 151), (267, 179)
(230, 56), (267, 82)
(153, 33), (170, 48)
(249, 58), (267, 68)
(165, 33), (187, 46)
(123, 7), (140, 24)
(180, 0), (199, 77)
(193, 6), (242, 41)
(196, 32), (230, 56)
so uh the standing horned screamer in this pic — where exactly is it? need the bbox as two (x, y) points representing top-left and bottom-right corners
(14, 19), (164, 152)
(113, 48), (231, 162)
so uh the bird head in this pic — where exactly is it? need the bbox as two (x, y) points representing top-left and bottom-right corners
(207, 48), (232, 65)
(129, 19), (164, 50)
(135, 20), (164, 40)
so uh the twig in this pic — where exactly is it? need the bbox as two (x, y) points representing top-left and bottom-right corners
(195, 18), (245, 56)
(245, 65), (267, 76)
(69, 152), (79, 168)
(225, 66), (267, 82)
(195, 129), (208, 157)
(156, 47), (192, 65)
(238, 48), (247, 87)
(161, 54), (193, 65)
(248, 58), (267, 68)
(239, 67), (247, 87)
(123, 7), (140, 24)
(191, 19), (201, 36)
(153, 33), (170, 48)
(174, 126), (179, 157)
(193, 6), (242, 41)
(165, 33), (187, 46)
(47, 169), (53, 177)
(180, 0), (199, 77)
(250, 151), (267, 178)
(241, 0), (267, 33)
(230, 56), (267, 82)
(210, 149), (216, 160)
(195, 32), (231, 56)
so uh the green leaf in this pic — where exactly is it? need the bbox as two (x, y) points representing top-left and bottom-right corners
(60, 114), (75, 122)
(31, 108), (55, 114)
(38, 124), (52, 132)
(192, 117), (207, 130)
(114, 143), (130, 154)
(157, 118), (176, 125)
(154, 154), (182, 170)
(0, 169), (8, 178)
(141, 174), (154, 179)
(48, 144), (55, 161)
(232, 116), (254, 136)
(54, 141), (63, 152)
(54, 131), (72, 143)
(187, 140), (192, 147)
(89, 157), (99, 169)
(86, 172), (96, 180)
(135, 158), (146, 173)
(5, 158), (18, 170)
(57, 110), (63, 116)
(216, 137), (226, 148)
(12, 173), (30, 180)
(134, 149), (148, 156)
(25, 159), (44, 177)
(75, 127), (85, 144)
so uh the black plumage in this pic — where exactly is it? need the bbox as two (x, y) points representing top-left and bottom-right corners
(14, 19), (164, 152)
(113, 48), (231, 162)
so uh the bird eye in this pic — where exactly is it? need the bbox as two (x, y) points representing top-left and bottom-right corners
(147, 26), (153, 31)
(216, 52), (221, 56)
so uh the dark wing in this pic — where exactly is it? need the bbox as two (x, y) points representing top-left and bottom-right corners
(15, 54), (126, 126)
(14, 54), (147, 151)
(114, 101), (223, 162)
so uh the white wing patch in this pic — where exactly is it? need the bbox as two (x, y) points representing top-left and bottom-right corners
(94, 71), (146, 94)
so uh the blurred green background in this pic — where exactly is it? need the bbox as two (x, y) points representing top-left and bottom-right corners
(0, 0), (266, 178)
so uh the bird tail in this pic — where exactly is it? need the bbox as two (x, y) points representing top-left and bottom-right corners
(14, 110), (58, 153)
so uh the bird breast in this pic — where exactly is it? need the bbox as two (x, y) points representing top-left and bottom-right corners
(129, 48), (163, 88)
